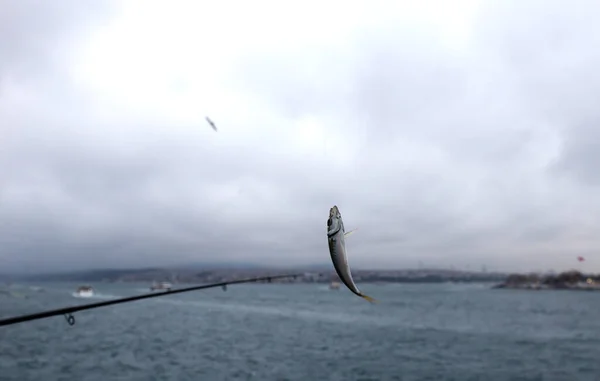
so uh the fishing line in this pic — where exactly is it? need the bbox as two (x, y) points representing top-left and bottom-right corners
(0, 273), (301, 328)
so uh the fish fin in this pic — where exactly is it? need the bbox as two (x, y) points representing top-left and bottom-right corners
(344, 228), (359, 238)
(361, 294), (377, 303)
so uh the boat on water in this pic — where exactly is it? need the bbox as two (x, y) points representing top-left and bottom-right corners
(150, 281), (173, 291)
(75, 286), (94, 297)
(329, 281), (341, 290)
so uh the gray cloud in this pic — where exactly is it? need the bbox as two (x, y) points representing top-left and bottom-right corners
(2, 1), (600, 274)
(0, 1), (116, 86)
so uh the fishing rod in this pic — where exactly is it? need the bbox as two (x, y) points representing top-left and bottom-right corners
(0, 273), (302, 328)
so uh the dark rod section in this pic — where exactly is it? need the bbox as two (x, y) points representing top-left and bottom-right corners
(0, 273), (300, 327)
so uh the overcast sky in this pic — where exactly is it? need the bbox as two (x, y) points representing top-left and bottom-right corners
(2, 0), (600, 274)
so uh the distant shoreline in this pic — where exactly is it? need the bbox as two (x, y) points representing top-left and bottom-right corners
(491, 270), (600, 291)
(1, 267), (507, 284)
(7, 268), (598, 291)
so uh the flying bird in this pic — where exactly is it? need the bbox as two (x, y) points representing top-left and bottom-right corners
(205, 116), (217, 131)
(577, 256), (585, 262)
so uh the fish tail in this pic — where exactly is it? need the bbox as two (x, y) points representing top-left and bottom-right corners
(360, 294), (377, 303)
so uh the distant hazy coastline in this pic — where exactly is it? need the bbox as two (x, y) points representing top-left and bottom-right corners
(1, 266), (507, 284)
(492, 270), (600, 291)
(6, 266), (597, 291)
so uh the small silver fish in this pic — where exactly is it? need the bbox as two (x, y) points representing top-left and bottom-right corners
(327, 205), (376, 303)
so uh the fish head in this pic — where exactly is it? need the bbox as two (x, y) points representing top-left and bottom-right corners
(329, 205), (339, 217)
(327, 205), (343, 234)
